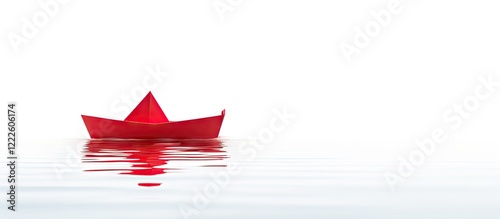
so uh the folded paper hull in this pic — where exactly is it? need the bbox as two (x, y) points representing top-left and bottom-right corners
(81, 114), (224, 139)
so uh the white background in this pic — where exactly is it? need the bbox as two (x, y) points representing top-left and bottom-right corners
(1, 0), (500, 160)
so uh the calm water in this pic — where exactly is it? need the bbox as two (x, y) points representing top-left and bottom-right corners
(1, 139), (500, 219)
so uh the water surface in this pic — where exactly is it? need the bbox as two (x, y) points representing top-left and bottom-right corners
(1, 139), (500, 219)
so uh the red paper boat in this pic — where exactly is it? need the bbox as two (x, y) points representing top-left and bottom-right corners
(81, 92), (225, 139)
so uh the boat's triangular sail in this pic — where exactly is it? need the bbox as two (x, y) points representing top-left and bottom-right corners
(124, 92), (169, 123)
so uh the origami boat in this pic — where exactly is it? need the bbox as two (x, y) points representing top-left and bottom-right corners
(81, 92), (225, 139)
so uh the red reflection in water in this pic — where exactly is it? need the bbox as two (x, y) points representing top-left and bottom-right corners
(83, 139), (226, 187)
(138, 183), (162, 187)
